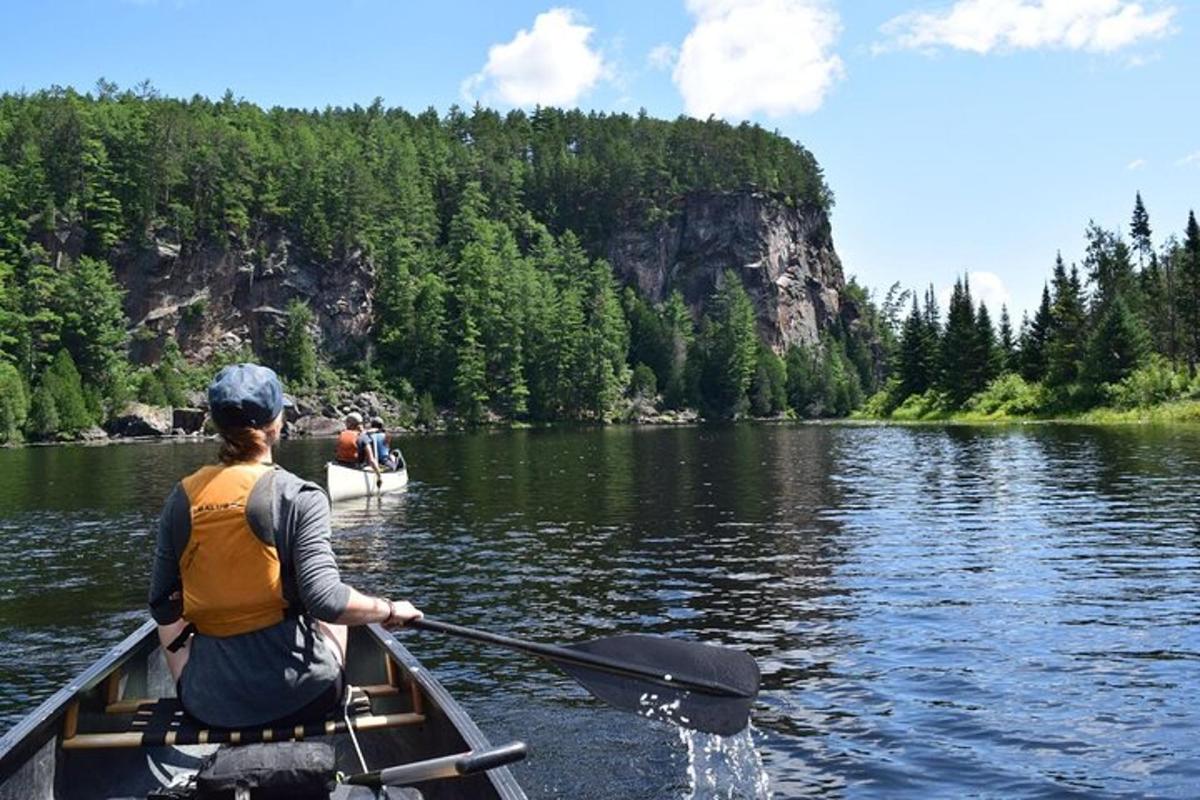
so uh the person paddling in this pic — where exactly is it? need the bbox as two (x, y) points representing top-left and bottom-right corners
(363, 416), (404, 472)
(335, 412), (365, 467)
(148, 364), (421, 729)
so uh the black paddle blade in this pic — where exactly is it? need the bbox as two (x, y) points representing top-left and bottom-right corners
(555, 635), (759, 736)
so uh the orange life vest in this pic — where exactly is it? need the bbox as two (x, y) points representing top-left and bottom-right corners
(335, 430), (359, 463)
(178, 463), (288, 637)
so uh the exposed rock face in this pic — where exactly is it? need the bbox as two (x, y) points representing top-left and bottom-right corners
(289, 415), (343, 438)
(607, 190), (847, 351)
(106, 403), (173, 437)
(114, 229), (373, 364)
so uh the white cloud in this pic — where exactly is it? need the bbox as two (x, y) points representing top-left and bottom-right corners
(647, 43), (678, 71)
(880, 0), (1178, 55)
(1127, 158), (1147, 170)
(673, 0), (844, 119)
(939, 271), (1012, 318)
(1178, 151), (1200, 167)
(461, 8), (606, 107)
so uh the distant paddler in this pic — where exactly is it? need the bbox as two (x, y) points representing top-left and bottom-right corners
(148, 363), (422, 729)
(334, 411), (365, 467)
(363, 415), (406, 472)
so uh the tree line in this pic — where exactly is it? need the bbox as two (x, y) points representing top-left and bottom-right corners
(0, 82), (859, 441)
(872, 194), (1200, 419)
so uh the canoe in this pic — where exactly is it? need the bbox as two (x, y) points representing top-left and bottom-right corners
(0, 619), (526, 800)
(327, 462), (409, 502)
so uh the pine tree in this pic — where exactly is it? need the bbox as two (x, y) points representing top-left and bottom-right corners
(452, 311), (488, 423)
(1180, 212), (1200, 371)
(660, 291), (693, 410)
(1021, 284), (1053, 382)
(1084, 223), (1139, 317)
(939, 277), (977, 407)
(1131, 193), (1152, 271)
(1045, 258), (1087, 393)
(692, 272), (758, 417)
(784, 344), (818, 417)
(748, 342), (787, 416)
(278, 299), (318, 393)
(0, 361), (28, 443)
(57, 255), (128, 402)
(898, 296), (935, 399)
(1086, 294), (1148, 387)
(27, 383), (59, 440)
(574, 260), (629, 419)
(998, 305), (1016, 372)
(974, 303), (999, 390)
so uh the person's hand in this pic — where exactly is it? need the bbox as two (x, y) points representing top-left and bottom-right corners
(384, 600), (423, 629)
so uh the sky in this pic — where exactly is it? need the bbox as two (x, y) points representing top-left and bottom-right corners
(1, 0), (1197, 319)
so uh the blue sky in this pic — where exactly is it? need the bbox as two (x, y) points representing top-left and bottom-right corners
(1, 0), (1196, 318)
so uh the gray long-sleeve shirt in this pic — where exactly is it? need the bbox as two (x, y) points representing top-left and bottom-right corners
(148, 466), (351, 728)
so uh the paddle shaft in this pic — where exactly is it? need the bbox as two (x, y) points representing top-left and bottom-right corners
(410, 617), (747, 698)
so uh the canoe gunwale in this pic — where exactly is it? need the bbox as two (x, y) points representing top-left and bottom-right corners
(0, 618), (158, 783)
(368, 624), (526, 799)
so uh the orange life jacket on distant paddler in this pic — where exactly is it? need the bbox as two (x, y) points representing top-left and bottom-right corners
(178, 463), (288, 638)
(335, 429), (360, 463)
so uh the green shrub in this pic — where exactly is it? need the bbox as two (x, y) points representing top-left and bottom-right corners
(1104, 356), (1193, 409)
(858, 377), (903, 418)
(890, 389), (949, 421)
(966, 373), (1045, 417)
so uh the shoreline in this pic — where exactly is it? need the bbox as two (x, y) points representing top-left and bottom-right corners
(7, 403), (1200, 451)
(852, 399), (1200, 427)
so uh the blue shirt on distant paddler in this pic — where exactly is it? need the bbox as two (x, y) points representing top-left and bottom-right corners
(148, 363), (422, 729)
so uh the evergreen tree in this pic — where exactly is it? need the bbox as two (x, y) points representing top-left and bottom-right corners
(278, 299), (318, 393)
(1084, 223), (1138, 317)
(939, 277), (977, 407)
(1021, 284), (1053, 382)
(156, 339), (190, 407)
(998, 304), (1016, 372)
(660, 291), (693, 410)
(1180, 212), (1200, 371)
(1086, 294), (1149, 388)
(897, 296), (936, 399)
(27, 383), (59, 440)
(1131, 192), (1152, 270)
(974, 302), (999, 391)
(452, 311), (488, 423)
(573, 260), (629, 419)
(0, 361), (27, 442)
(748, 342), (786, 416)
(691, 272), (758, 417)
(784, 344), (818, 417)
(1045, 258), (1087, 393)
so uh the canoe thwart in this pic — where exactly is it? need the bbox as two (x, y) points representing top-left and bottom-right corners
(63, 695), (424, 750)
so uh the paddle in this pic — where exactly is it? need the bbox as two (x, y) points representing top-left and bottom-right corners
(409, 618), (760, 736)
(344, 741), (527, 788)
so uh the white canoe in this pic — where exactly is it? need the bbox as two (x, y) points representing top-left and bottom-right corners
(326, 461), (409, 502)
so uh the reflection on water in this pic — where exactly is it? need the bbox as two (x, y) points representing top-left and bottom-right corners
(1, 424), (1199, 798)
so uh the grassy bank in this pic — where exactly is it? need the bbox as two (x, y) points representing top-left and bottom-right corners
(854, 398), (1200, 426)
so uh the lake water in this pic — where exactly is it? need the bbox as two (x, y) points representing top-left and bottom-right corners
(0, 424), (1198, 798)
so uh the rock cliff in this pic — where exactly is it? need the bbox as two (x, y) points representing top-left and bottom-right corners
(607, 190), (848, 352)
(113, 229), (373, 364)
(107, 189), (849, 363)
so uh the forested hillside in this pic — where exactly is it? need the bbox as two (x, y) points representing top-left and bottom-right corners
(0, 83), (880, 442)
(867, 195), (1200, 421)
